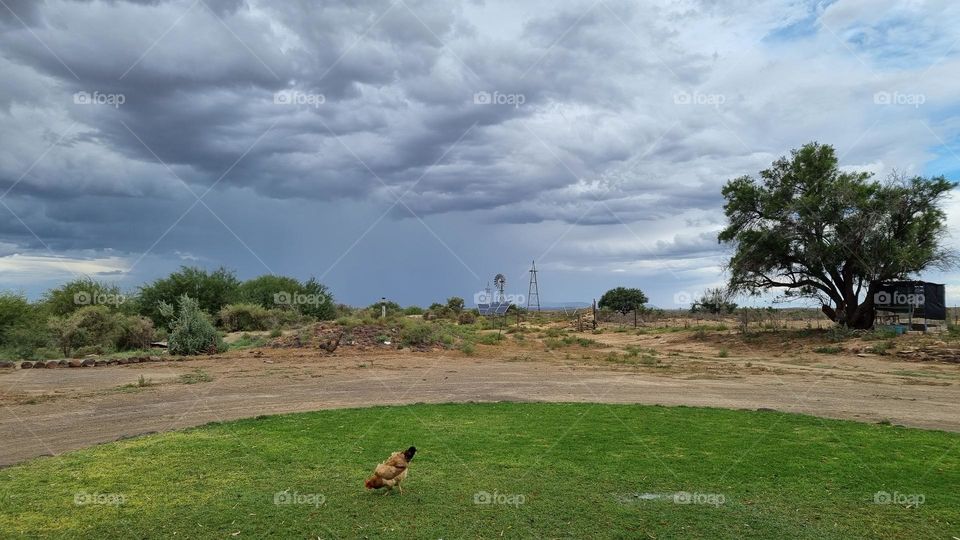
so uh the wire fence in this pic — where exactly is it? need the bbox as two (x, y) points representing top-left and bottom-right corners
(523, 306), (960, 333)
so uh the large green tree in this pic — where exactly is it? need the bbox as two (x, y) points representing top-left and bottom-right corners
(138, 267), (240, 325)
(598, 287), (648, 315)
(41, 278), (125, 317)
(719, 142), (956, 329)
(238, 274), (335, 320)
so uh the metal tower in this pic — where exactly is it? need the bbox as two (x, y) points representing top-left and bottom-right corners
(527, 260), (541, 312)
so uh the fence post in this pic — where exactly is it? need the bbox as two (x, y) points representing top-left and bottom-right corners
(592, 299), (597, 331)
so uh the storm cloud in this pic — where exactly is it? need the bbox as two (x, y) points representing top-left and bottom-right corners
(1, 0), (959, 306)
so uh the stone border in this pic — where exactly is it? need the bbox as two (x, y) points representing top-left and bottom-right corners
(3, 356), (179, 370)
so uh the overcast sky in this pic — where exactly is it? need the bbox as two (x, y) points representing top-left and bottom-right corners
(1, 0), (959, 308)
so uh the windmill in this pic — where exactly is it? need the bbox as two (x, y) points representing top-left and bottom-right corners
(494, 273), (506, 303)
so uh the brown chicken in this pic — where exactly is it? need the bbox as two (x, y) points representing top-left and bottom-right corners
(364, 446), (417, 494)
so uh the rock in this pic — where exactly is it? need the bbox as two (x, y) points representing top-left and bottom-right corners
(117, 358), (129, 365)
(148, 356), (162, 362)
(45, 360), (59, 368)
(20, 361), (33, 369)
(68, 359), (83, 368)
(81, 358), (95, 367)
(0, 361), (14, 369)
(94, 360), (107, 367)
(58, 360), (69, 367)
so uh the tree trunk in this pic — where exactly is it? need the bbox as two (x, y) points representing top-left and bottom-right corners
(821, 284), (878, 329)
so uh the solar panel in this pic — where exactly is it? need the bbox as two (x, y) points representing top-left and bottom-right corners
(477, 302), (511, 316)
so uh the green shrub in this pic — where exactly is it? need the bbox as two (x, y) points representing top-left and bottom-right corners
(0, 292), (50, 359)
(476, 333), (503, 345)
(402, 306), (425, 315)
(139, 266), (240, 326)
(268, 328), (282, 338)
(864, 328), (898, 341)
(457, 311), (477, 325)
(117, 315), (156, 351)
(160, 295), (225, 356)
(400, 322), (437, 347)
(867, 340), (894, 355)
(229, 333), (268, 350)
(40, 278), (127, 317)
(218, 303), (273, 332)
(460, 342), (475, 356)
(446, 297), (465, 314)
(268, 308), (305, 328)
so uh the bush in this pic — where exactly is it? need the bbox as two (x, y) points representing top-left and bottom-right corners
(218, 303), (273, 332)
(47, 305), (134, 357)
(139, 267), (240, 326)
(0, 292), (50, 358)
(457, 311), (477, 325)
(239, 275), (335, 320)
(400, 322), (437, 347)
(160, 295), (225, 356)
(41, 278), (126, 317)
(117, 315), (156, 351)
(446, 297), (465, 314)
(402, 306), (424, 316)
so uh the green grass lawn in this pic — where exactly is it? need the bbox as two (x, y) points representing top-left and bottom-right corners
(1, 403), (958, 539)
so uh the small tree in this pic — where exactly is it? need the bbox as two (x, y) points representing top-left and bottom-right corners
(160, 295), (225, 355)
(598, 287), (649, 315)
(46, 305), (135, 356)
(446, 297), (465, 314)
(691, 287), (737, 315)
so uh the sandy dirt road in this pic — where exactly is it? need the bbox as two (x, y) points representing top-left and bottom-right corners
(2, 329), (959, 467)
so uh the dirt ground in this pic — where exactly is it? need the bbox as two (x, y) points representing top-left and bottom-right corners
(1, 324), (959, 467)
